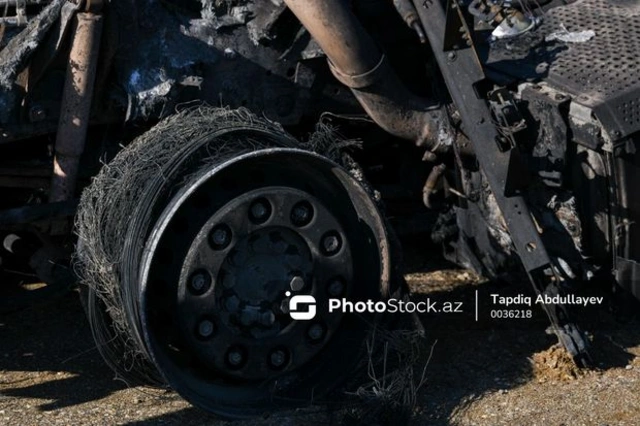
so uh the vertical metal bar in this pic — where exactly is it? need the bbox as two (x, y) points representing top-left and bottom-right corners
(411, 0), (591, 365)
(49, 11), (103, 203)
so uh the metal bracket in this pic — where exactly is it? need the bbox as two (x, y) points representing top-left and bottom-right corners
(413, 0), (592, 365)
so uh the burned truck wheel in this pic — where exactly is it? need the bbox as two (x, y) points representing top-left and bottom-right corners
(75, 108), (394, 417)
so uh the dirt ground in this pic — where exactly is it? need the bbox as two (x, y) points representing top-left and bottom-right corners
(1, 245), (639, 425)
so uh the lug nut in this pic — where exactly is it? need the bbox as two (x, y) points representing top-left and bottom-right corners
(327, 278), (345, 297)
(188, 270), (211, 295)
(269, 348), (288, 369)
(280, 298), (290, 314)
(290, 201), (313, 227)
(197, 319), (215, 339)
(226, 347), (245, 368)
(261, 310), (276, 326)
(224, 295), (240, 313)
(320, 231), (342, 256)
(289, 276), (305, 292)
(307, 323), (325, 342)
(249, 198), (271, 224)
(209, 224), (232, 250)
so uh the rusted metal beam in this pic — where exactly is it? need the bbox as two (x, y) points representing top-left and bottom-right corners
(283, 0), (451, 152)
(48, 9), (103, 203)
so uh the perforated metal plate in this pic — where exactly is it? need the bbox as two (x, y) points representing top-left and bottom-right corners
(486, 0), (640, 140)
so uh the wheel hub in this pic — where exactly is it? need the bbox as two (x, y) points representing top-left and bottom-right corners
(221, 227), (312, 306)
(176, 186), (353, 380)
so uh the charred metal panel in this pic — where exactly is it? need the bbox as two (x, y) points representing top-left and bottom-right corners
(0, 0), (361, 141)
(0, 0), (68, 123)
(543, 0), (640, 141)
(487, 0), (640, 141)
(109, 0), (355, 125)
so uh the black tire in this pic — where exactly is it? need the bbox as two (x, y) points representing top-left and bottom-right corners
(75, 107), (398, 417)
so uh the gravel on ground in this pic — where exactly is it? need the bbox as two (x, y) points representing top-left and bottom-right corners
(1, 253), (638, 425)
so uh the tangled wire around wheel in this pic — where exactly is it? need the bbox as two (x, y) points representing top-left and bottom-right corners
(74, 106), (364, 385)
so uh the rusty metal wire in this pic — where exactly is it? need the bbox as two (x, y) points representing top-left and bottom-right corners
(74, 106), (370, 386)
(75, 107), (291, 384)
(346, 324), (433, 423)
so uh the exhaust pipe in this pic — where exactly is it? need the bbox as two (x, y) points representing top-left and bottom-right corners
(283, 0), (452, 153)
(49, 8), (103, 203)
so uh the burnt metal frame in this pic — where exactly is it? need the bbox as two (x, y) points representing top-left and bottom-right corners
(412, 0), (591, 365)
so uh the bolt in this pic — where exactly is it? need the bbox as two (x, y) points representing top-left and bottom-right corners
(447, 51), (457, 61)
(189, 271), (211, 295)
(249, 198), (271, 223)
(323, 236), (339, 253)
(555, 93), (565, 101)
(227, 348), (244, 367)
(280, 298), (290, 314)
(261, 310), (276, 326)
(535, 63), (549, 73)
(422, 151), (437, 162)
(269, 349), (287, 368)
(321, 232), (342, 256)
(223, 47), (237, 59)
(308, 323), (325, 341)
(191, 275), (206, 291)
(224, 295), (240, 313)
(209, 224), (231, 249)
(29, 106), (46, 122)
(197, 319), (215, 338)
(290, 276), (305, 292)
(291, 201), (313, 227)
(251, 202), (268, 219)
(328, 278), (345, 297)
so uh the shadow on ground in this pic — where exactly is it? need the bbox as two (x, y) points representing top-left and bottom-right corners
(401, 239), (640, 425)
(0, 292), (125, 411)
(0, 238), (639, 425)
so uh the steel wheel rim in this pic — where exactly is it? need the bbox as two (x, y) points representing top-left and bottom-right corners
(138, 148), (390, 416)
